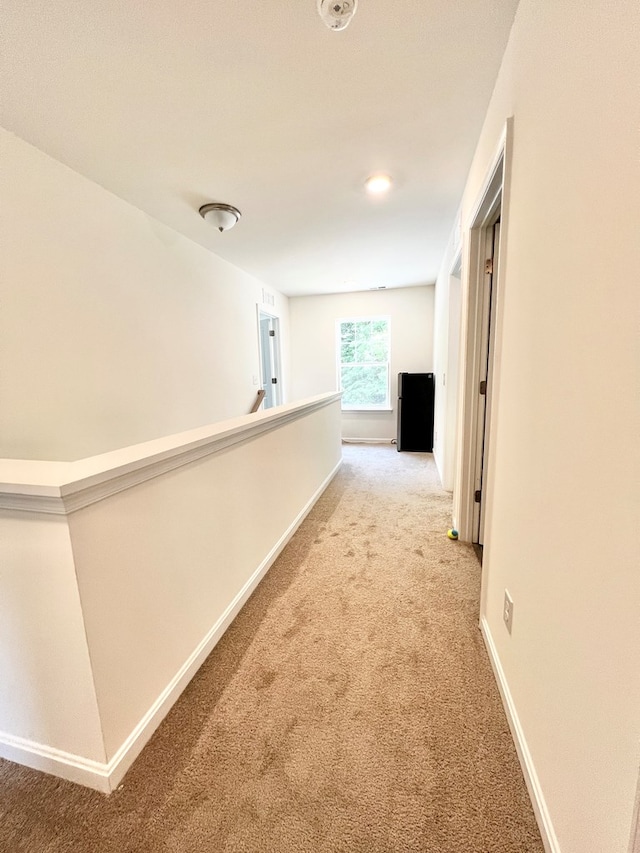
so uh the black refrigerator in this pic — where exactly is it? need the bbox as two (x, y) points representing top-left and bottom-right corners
(397, 372), (435, 452)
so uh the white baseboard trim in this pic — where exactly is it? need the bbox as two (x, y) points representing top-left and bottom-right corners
(0, 459), (342, 794)
(0, 732), (111, 793)
(341, 437), (394, 445)
(480, 616), (561, 853)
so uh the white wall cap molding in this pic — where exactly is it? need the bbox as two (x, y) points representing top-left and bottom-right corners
(0, 393), (342, 515)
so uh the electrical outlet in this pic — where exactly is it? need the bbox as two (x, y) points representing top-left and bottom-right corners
(503, 590), (514, 634)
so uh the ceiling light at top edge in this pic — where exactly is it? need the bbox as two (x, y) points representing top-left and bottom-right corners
(364, 174), (393, 195)
(317, 0), (358, 31)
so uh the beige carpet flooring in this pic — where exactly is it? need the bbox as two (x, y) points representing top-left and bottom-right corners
(0, 444), (544, 852)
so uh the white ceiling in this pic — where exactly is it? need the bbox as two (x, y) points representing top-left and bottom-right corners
(0, 0), (519, 297)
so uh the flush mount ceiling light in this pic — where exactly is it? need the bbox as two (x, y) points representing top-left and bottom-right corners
(364, 174), (393, 195)
(317, 0), (358, 31)
(198, 203), (242, 232)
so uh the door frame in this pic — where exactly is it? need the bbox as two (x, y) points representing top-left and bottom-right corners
(257, 308), (282, 409)
(471, 214), (501, 548)
(454, 119), (513, 564)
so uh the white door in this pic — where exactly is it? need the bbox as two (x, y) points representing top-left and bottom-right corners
(258, 311), (281, 409)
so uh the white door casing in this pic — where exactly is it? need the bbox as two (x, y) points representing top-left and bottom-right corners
(258, 309), (282, 409)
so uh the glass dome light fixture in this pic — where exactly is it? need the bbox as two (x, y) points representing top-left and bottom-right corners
(317, 0), (358, 31)
(199, 202), (242, 232)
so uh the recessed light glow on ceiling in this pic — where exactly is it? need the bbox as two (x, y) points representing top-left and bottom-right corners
(364, 174), (393, 196)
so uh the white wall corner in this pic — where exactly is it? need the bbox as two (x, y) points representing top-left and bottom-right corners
(433, 451), (446, 491)
(480, 616), (561, 853)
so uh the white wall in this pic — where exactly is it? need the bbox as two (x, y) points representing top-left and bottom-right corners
(289, 287), (434, 442)
(0, 513), (105, 763)
(435, 1), (640, 851)
(432, 226), (462, 491)
(0, 128), (289, 462)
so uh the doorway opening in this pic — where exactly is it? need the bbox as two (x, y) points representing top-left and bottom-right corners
(455, 120), (512, 570)
(258, 310), (281, 409)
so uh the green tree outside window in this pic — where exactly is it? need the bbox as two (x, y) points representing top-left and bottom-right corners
(338, 318), (390, 408)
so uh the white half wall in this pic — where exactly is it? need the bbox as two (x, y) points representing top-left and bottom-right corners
(68, 396), (342, 764)
(0, 128), (289, 462)
(289, 287), (434, 442)
(0, 393), (342, 791)
(435, 1), (640, 850)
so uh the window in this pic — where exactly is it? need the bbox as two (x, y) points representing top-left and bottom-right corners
(338, 317), (390, 410)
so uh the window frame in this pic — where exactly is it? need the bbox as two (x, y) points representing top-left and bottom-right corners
(336, 315), (391, 411)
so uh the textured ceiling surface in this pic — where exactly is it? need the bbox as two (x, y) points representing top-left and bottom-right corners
(0, 0), (519, 295)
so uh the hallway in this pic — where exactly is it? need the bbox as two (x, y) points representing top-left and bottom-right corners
(0, 444), (543, 852)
